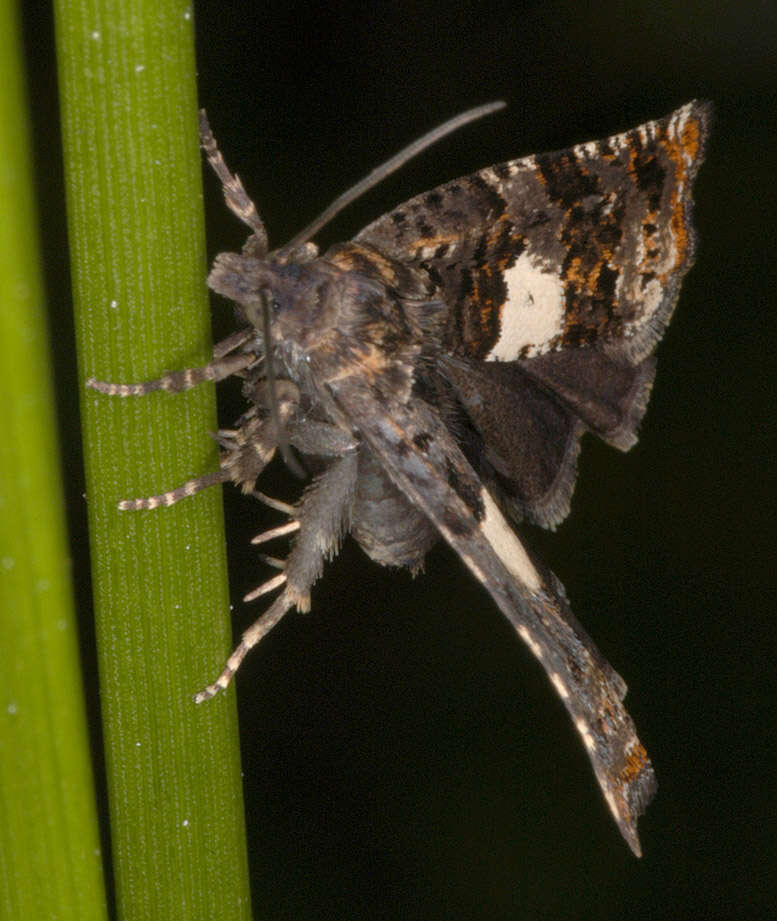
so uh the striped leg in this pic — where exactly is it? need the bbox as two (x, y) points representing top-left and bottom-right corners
(86, 347), (254, 397)
(118, 469), (230, 510)
(195, 452), (358, 702)
(115, 415), (283, 512)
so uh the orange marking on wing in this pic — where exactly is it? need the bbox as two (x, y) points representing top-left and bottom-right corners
(328, 243), (400, 284)
(564, 251), (612, 295)
(660, 111), (706, 274)
(621, 743), (651, 784)
(679, 112), (704, 162)
(411, 234), (462, 250)
(465, 215), (518, 344)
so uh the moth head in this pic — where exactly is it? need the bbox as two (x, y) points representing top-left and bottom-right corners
(208, 253), (341, 351)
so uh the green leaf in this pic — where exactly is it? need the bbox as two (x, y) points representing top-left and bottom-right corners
(0, 1), (108, 919)
(54, 1), (252, 919)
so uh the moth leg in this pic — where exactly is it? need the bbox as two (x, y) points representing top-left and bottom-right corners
(250, 520), (300, 547)
(247, 450), (358, 611)
(118, 469), (230, 510)
(114, 391), (296, 513)
(250, 490), (296, 516)
(254, 552), (285, 570)
(242, 419), (359, 592)
(86, 349), (254, 397)
(194, 594), (295, 703)
(195, 451), (358, 703)
(243, 572), (287, 602)
(212, 328), (253, 360)
(287, 419), (358, 457)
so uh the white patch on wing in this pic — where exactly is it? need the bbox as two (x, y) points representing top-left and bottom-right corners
(550, 671), (570, 700)
(640, 277), (664, 318)
(575, 716), (596, 752)
(480, 491), (541, 591)
(617, 267), (666, 340)
(669, 102), (691, 141)
(603, 788), (620, 821)
(518, 624), (543, 660)
(486, 251), (565, 360)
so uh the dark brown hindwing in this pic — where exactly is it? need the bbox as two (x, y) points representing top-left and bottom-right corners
(441, 355), (585, 528)
(441, 348), (657, 528)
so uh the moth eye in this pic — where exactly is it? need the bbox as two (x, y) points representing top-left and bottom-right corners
(259, 286), (282, 314)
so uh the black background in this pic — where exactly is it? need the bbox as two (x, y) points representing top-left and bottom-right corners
(27, 1), (776, 918)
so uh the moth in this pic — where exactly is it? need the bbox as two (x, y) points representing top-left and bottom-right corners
(88, 100), (711, 855)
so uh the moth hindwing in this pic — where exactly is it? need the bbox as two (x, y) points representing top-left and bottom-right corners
(88, 101), (711, 856)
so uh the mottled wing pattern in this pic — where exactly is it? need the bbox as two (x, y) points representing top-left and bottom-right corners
(357, 101), (710, 363)
(357, 101), (711, 527)
(323, 103), (710, 850)
(322, 364), (656, 856)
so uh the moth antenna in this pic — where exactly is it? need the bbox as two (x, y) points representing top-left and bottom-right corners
(280, 100), (506, 254)
(118, 469), (229, 510)
(260, 289), (307, 479)
(251, 520), (301, 545)
(86, 350), (254, 396)
(243, 572), (287, 602)
(199, 109), (269, 256)
(194, 593), (295, 703)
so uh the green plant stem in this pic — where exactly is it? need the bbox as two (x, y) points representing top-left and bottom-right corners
(0, 1), (108, 920)
(54, 1), (252, 919)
